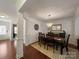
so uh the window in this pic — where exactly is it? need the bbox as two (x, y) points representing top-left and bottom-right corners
(0, 26), (7, 35)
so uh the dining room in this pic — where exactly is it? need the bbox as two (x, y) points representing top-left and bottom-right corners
(30, 23), (78, 59)
(19, 0), (79, 59)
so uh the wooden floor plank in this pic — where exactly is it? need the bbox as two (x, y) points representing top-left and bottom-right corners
(0, 40), (16, 59)
(23, 45), (50, 59)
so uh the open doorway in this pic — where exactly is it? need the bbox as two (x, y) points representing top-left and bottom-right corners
(13, 24), (17, 39)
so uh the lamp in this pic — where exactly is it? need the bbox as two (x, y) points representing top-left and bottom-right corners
(46, 23), (53, 27)
(46, 23), (53, 31)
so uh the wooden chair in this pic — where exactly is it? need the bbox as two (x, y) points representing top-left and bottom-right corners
(46, 37), (55, 52)
(38, 32), (46, 48)
(60, 34), (70, 54)
(46, 33), (56, 52)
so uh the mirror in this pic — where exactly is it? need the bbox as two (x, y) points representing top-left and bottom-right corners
(34, 24), (39, 31)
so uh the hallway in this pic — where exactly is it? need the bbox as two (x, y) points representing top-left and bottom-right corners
(0, 40), (16, 59)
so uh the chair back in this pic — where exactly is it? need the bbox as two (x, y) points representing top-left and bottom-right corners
(47, 32), (54, 36)
(39, 32), (42, 36)
(59, 33), (66, 38)
(38, 32), (45, 41)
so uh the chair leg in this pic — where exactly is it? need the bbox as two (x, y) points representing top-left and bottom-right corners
(53, 45), (55, 53)
(44, 42), (46, 49)
(60, 46), (63, 55)
(56, 45), (58, 50)
(47, 45), (48, 50)
(66, 47), (69, 55)
(44, 44), (45, 49)
(38, 42), (41, 47)
(66, 47), (68, 52)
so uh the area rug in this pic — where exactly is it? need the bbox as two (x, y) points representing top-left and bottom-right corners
(31, 42), (79, 59)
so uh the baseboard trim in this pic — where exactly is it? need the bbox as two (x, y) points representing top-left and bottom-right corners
(69, 43), (77, 49)
(20, 57), (24, 59)
(29, 41), (38, 46)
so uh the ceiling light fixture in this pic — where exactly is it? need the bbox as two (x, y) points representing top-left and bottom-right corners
(46, 23), (53, 27)
(0, 16), (5, 18)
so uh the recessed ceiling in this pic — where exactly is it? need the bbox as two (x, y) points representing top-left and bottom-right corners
(20, 0), (79, 21)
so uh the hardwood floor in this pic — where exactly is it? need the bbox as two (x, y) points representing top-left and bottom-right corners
(0, 40), (16, 59)
(23, 45), (50, 59)
(20, 57), (24, 59)
(0, 40), (51, 59)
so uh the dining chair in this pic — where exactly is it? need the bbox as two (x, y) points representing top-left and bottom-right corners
(46, 38), (55, 52)
(46, 33), (56, 52)
(60, 34), (70, 55)
(38, 32), (46, 48)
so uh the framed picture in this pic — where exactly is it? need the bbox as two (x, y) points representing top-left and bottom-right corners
(51, 24), (62, 31)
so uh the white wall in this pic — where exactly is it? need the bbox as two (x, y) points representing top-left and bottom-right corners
(46, 17), (76, 45)
(24, 17), (48, 45)
(75, 7), (79, 40)
(75, 18), (79, 39)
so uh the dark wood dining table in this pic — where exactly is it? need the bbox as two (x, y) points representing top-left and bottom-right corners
(45, 36), (65, 54)
(45, 36), (65, 42)
(54, 37), (65, 42)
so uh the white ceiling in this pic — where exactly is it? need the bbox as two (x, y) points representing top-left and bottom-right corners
(0, 0), (17, 18)
(20, 0), (79, 21)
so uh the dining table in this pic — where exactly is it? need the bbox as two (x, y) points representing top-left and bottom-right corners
(45, 35), (65, 54)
